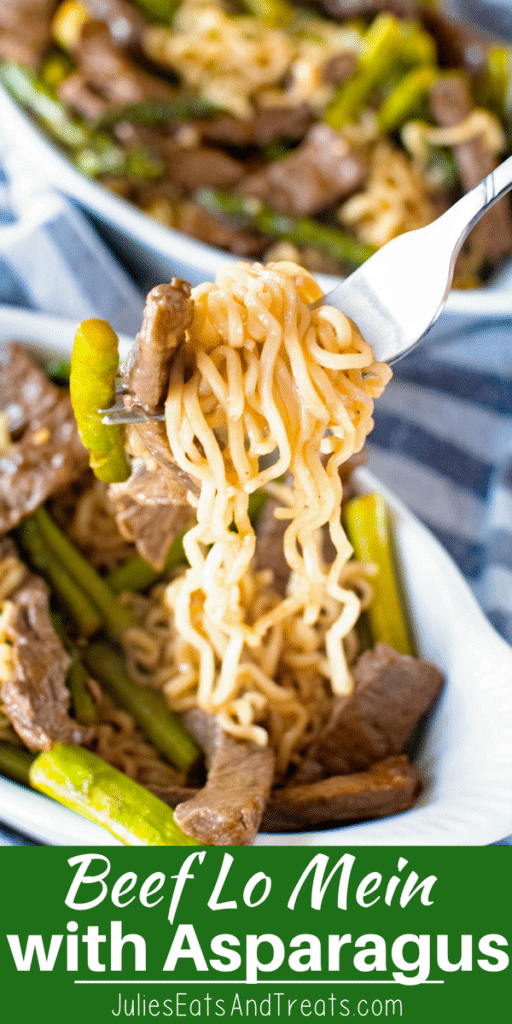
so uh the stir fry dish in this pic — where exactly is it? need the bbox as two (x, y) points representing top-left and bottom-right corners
(1, 0), (511, 283)
(0, 261), (445, 845)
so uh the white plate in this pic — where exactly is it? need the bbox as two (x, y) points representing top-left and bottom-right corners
(3, 80), (512, 315)
(1, 310), (512, 846)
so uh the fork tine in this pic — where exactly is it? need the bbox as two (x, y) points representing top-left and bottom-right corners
(100, 404), (166, 425)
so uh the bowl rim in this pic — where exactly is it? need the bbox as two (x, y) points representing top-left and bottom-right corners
(0, 313), (512, 847)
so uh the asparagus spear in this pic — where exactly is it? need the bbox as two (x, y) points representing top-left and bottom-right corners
(67, 658), (99, 726)
(0, 743), (35, 787)
(18, 515), (102, 638)
(95, 96), (225, 130)
(39, 51), (75, 92)
(28, 507), (135, 642)
(479, 45), (511, 117)
(325, 14), (403, 130)
(196, 190), (376, 268)
(325, 14), (436, 131)
(75, 143), (163, 179)
(83, 642), (201, 773)
(377, 65), (439, 134)
(30, 744), (201, 846)
(398, 21), (437, 69)
(132, 0), (179, 21)
(71, 319), (130, 484)
(0, 63), (163, 181)
(0, 61), (89, 148)
(106, 532), (186, 594)
(344, 492), (414, 656)
(238, 0), (294, 28)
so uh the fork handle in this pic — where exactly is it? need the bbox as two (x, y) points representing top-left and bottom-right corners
(436, 152), (512, 259)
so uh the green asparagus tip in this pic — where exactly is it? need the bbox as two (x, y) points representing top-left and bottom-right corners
(30, 744), (202, 846)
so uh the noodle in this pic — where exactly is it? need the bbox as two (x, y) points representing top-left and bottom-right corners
(84, 676), (184, 789)
(339, 141), (435, 248)
(143, 3), (295, 119)
(0, 553), (27, 686)
(402, 109), (506, 167)
(143, 1), (360, 119)
(124, 261), (391, 773)
(67, 479), (135, 571)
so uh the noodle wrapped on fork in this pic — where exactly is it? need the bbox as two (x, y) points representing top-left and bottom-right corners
(125, 261), (391, 771)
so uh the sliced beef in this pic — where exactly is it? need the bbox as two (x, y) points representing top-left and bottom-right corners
(420, 9), (488, 76)
(176, 203), (267, 257)
(0, 344), (89, 536)
(238, 124), (367, 217)
(306, 643), (444, 774)
(161, 143), (246, 192)
(253, 498), (290, 596)
(173, 709), (275, 845)
(128, 419), (200, 501)
(198, 104), (314, 148)
(261, 755), (421, 831)
(0, 0), (56, 66)
(110, 463), (193, 570)
(120, 279), (199, 507)
(430, 75), (512, 261)
(82, 0), (147, 47)
(0, 538), (92, 751)
(127, 279), (193, 414)
(58, 73), (109, 120)
(76, 21), (175, 104)
(322, 51), (358, 86)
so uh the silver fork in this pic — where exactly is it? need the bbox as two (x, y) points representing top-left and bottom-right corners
(102, 153), (512, 425)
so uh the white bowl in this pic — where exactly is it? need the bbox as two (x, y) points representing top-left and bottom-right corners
(3, 79), (512, 314)
(1, 307), (512, 846)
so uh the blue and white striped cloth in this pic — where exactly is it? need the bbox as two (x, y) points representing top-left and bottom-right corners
(0, 145), (511, 845)
(366, 320), (512, 646)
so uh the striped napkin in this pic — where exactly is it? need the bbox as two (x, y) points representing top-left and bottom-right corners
(366, 319), (512, 647)
(0, 146), (144, 334)
(0, 146), (511, 845)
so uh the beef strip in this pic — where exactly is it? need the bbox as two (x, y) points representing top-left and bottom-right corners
(0, 0), (56, 66)
(110, 463), (193, 570)
(306, 643), (443, 774)
(0, 537), (92, 751)
(76, 21), (175, 104)
(58, 73), (109, 119)
(322, 51), (358, 86)
(161, 142), (246, 191)
(420, 9), (489, 76)
(150, 755), (421, 833)
(261, 755), (421, 831)
(430, 75), (512, 261)
(175, 202), (267, 257)
(0, 344), (89, 536)
(238, 124), (367, 216)
(120, 278), (199, 509)
(253, 497), (290, 596)
(198, 104), (315, 148)
(127, 279), (193, 414)
(58, 72), (109, 120)
(173, 709), (275, 845)
(128, 419), (200, 501)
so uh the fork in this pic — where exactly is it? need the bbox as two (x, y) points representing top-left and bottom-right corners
(102, 153), (512, 425)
